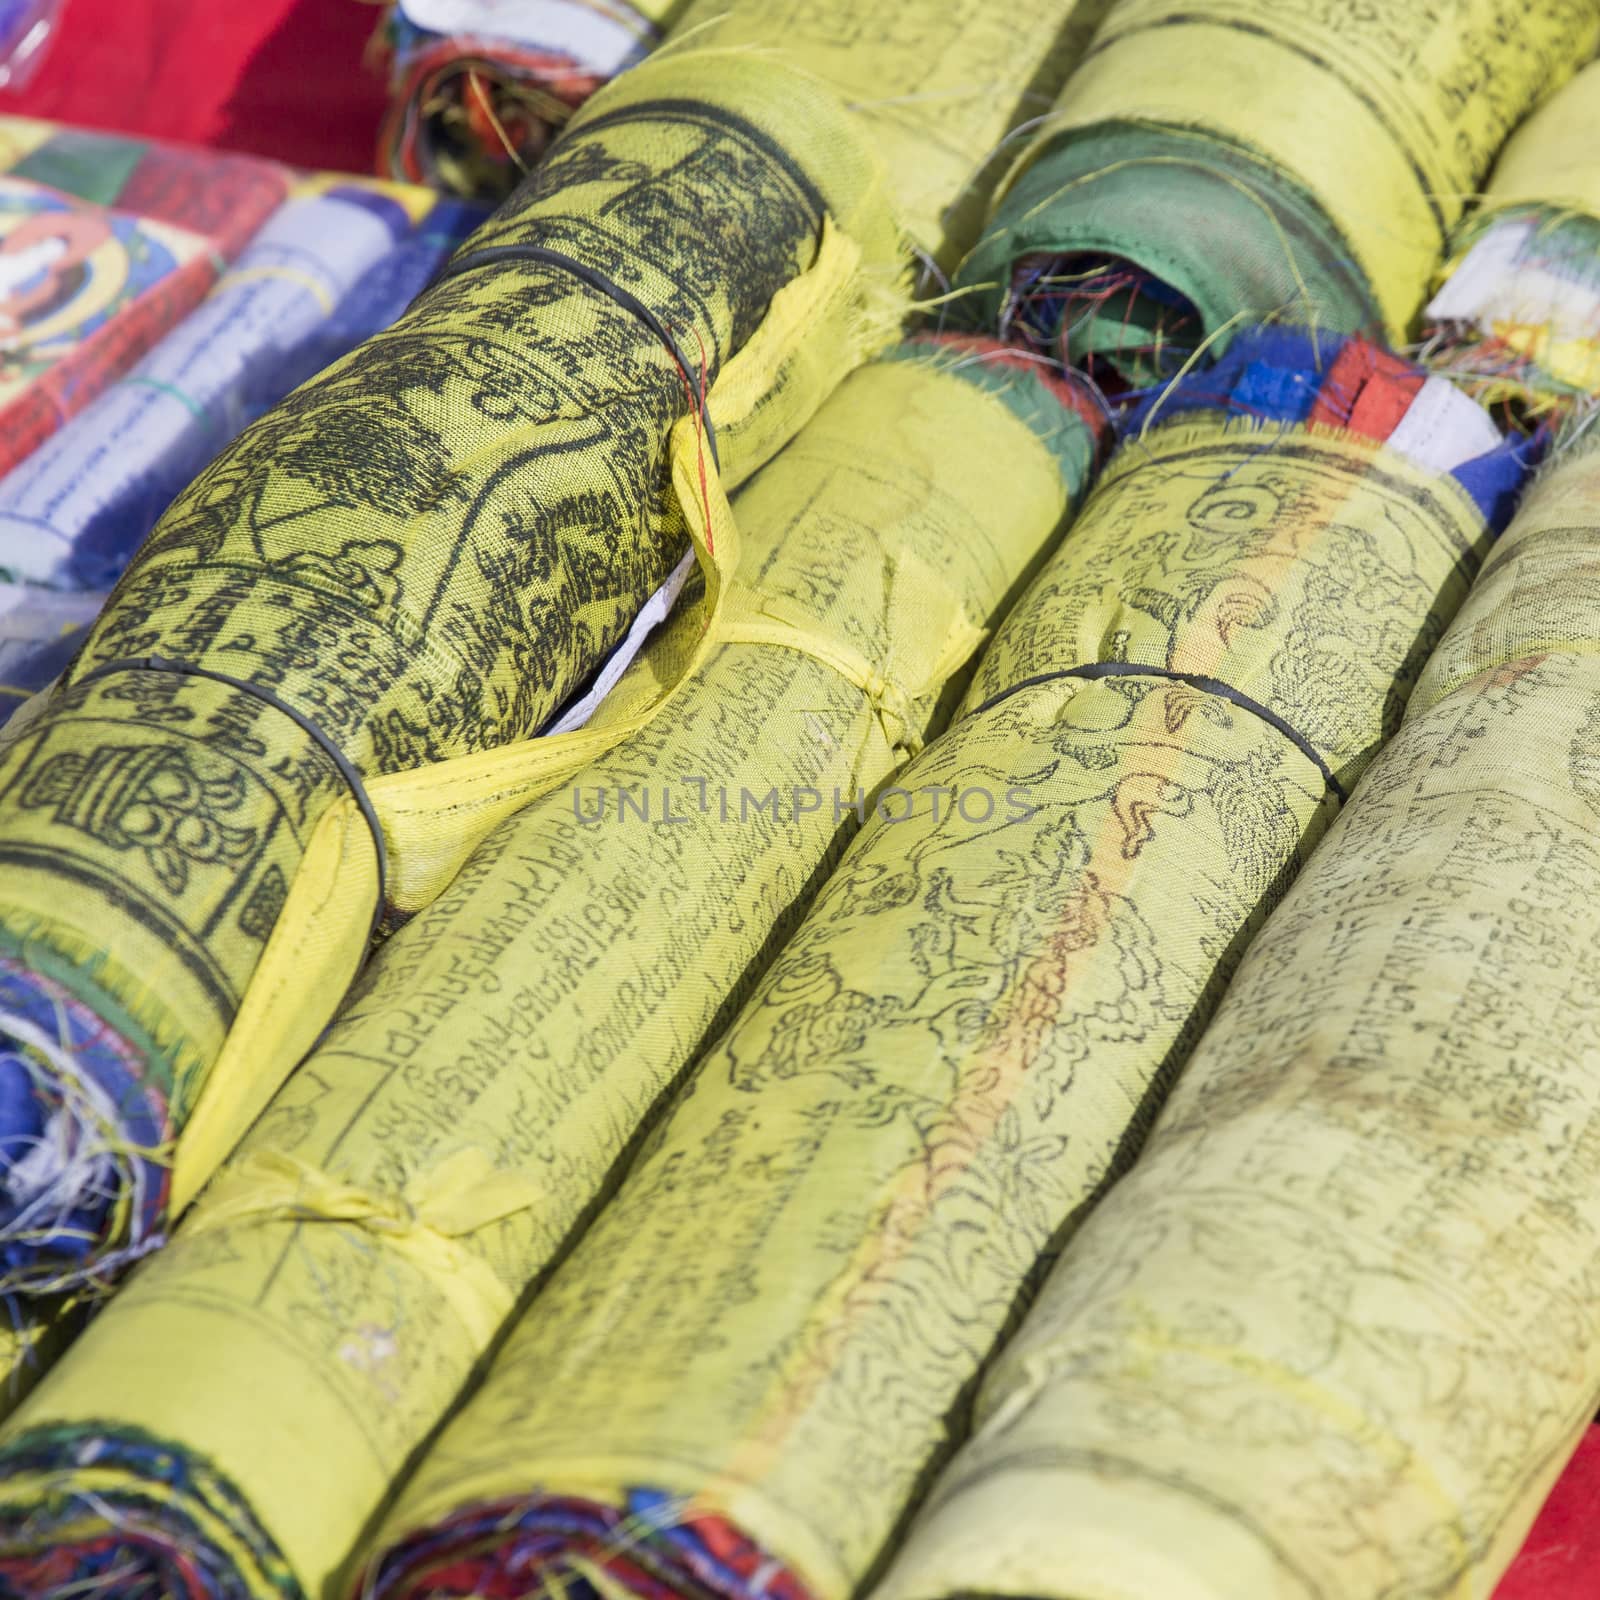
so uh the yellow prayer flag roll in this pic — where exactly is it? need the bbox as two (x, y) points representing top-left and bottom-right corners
(1480, 55), (1600, 218)
(0, 43), (907, 1297)
(873, 438), (1600, 1600)
(1425, 58), (1600, 407)
(355, 331), (1521, 1600)
(664, 0), (1116, 267)
(998, 0), (1600, 339)
(0, 340), (1104, 1600)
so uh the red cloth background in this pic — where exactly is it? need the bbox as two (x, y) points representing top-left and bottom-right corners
(1494, 1427), (1600, 1600)
(0, 0), (389, 172)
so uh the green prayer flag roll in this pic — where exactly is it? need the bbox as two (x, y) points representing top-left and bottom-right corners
(0, 43), (906, 1297)
(964, 122), (1379, 389)
(352, 329), (1526, 1600)
(872, 432), (1600, 1600)
(957, 0), (1600, 387)
(0, 338), (1105, 1600)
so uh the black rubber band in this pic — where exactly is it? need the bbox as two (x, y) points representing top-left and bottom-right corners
(967, 661), (1347, 803)
(428, 243), (720, 469)
(75, 655), (391, 940)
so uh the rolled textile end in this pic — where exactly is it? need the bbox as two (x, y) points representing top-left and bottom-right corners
(375, 0), (659, 198)
(961, 121), (1381, 393)
(0, 1425), (295, 1599)
(1425, 61), (1600, 421)
(957, 0), (1600, 375)
(871, 431), (1600, 1600)
(371, 1495), (819, 1600)
(0, 666), (366, 1295)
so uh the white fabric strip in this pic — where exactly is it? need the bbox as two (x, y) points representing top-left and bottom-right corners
(1426, 216), (1600, 350)
(1388, 375), (1506, 475)
(398, 0), (656, 76)
(546, 544), (699, 735)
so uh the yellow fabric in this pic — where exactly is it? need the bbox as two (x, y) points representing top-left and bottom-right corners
(1017, 0), (1600, 337)
(289, 170), (439, 221)
(873, 445), (1600, 1600)
(0, 1306), (70, 1429)
(1429, 58), (1600, 398)
(0, 41), (909, 1288)
(1483, 56), (1600, 219)
(169, 210), (878, 1213)
(665, 0), (1116, 267)
(0, 349), (1090, 1600)
(0, 117), (55, 169)
(365, 410), (1494, 1600)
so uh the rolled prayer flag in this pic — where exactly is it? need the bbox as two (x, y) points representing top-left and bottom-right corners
(957, 0), (1600, 389)
(354, 328), (1527, 1600)
(376, 0), (655, 199)
(662, 0), (1118, 271)
(1425, 59), (1600, 421)
(0, 118), (289, 475)
(0, 44), (907, 1298)
(872, 428), (1600, 1600)
(263, 195), (486, 408)
(0, 336), (1105, 1600)
(0, 177), (447, 592)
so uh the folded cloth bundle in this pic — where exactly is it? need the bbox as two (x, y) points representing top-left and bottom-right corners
(663, 0), (1117, 271)
(0, 583), (100, 726)
(0, 336), (1106, 1600)
(1425, 59), (1600, 425)
(872, 430), (1600, 1600)
(0, 43), (909, 1298)
(0, 177), (453, 592)
(956, 0), (1600, 391)
(0, 118), (288, 474)
(349, 327), (1526, 1600)
(376, 0), (654, 199)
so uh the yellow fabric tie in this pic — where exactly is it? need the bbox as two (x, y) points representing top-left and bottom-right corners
(187, 1148), (539, 1347)
(720, 550), (987, 756)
